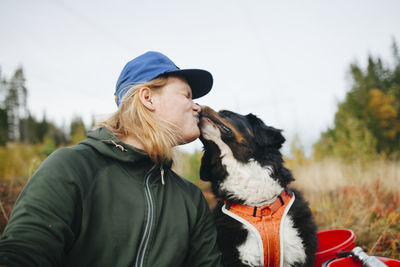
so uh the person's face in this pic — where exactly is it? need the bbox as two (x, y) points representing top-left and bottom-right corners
(152, 76), (201, 144)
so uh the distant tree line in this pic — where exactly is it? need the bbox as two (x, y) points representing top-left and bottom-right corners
(0, 67), (87, 147)
(314, 40), (400, 161)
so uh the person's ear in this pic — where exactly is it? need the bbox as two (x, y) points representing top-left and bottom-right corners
(138, 87), (155, 111)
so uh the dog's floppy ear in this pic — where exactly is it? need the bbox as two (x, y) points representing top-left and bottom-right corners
(246, 113), (285, 149)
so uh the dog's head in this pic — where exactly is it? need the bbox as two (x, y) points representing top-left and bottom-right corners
(199, 106), (294, 202)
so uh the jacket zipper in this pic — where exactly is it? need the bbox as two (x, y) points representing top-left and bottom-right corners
(135, 164), (158, 267)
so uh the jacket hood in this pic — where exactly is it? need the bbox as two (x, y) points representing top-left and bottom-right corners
(80, 126), (151, 164)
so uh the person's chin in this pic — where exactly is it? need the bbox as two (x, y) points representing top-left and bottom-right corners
(180, 131), (200, 145)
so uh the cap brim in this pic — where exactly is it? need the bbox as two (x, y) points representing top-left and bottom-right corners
(167, 69), (213, 99)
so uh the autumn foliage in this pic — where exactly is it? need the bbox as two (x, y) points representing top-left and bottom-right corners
(314, 41), (400, 160)
(286, 158), (400, 259)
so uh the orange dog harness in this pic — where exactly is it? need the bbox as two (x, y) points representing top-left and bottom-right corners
(222, 191), (293, 267)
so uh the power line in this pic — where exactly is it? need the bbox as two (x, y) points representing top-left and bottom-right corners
(51, 0), (133, 53)
(235, 2), (284, 123)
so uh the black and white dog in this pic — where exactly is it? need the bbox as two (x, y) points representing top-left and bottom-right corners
(199, 106), (317, 267)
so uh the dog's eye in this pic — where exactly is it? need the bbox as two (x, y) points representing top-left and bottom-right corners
(218, 124), (233, 136)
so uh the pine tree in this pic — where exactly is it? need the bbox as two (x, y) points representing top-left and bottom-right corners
(0, 69), (8, 145)
(5, 67), (27, 142)
(314, 40), (400, 159)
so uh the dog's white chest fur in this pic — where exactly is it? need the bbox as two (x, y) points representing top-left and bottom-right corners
(202, 123), (306, 266)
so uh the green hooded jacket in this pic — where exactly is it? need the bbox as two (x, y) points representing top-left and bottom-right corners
(0, 127), (222, 267)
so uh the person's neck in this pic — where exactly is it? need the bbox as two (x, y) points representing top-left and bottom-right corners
(120, 135), (145, 151)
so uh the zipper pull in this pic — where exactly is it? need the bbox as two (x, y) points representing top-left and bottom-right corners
(160, 167), (165, 185)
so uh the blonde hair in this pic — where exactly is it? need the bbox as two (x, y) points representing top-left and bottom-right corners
(99, 76), (181, 163)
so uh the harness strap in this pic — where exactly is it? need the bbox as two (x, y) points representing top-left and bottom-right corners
(225, 191), (290, 217)
(224, 190), (292, 267)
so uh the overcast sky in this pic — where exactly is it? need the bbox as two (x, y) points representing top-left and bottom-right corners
(1, 0), (399, 155)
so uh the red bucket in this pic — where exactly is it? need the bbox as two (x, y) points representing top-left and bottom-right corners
(314, 229), (355, 267)
(324, 256), (400, 266)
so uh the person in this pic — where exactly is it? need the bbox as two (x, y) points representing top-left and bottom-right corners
(0, 51), (223, 267)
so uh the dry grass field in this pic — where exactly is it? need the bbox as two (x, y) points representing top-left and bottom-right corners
(287, 158), (400, 259)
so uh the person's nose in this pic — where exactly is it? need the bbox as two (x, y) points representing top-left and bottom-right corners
(193, 102), (201, 113)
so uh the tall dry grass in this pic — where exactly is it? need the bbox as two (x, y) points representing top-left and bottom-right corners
(287, 158), (400, 258)
(0, 142), (55, 232)
(0, 142), (50, 185)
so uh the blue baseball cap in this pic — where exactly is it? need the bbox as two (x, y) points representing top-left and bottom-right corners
(115, 51), (213, 106)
